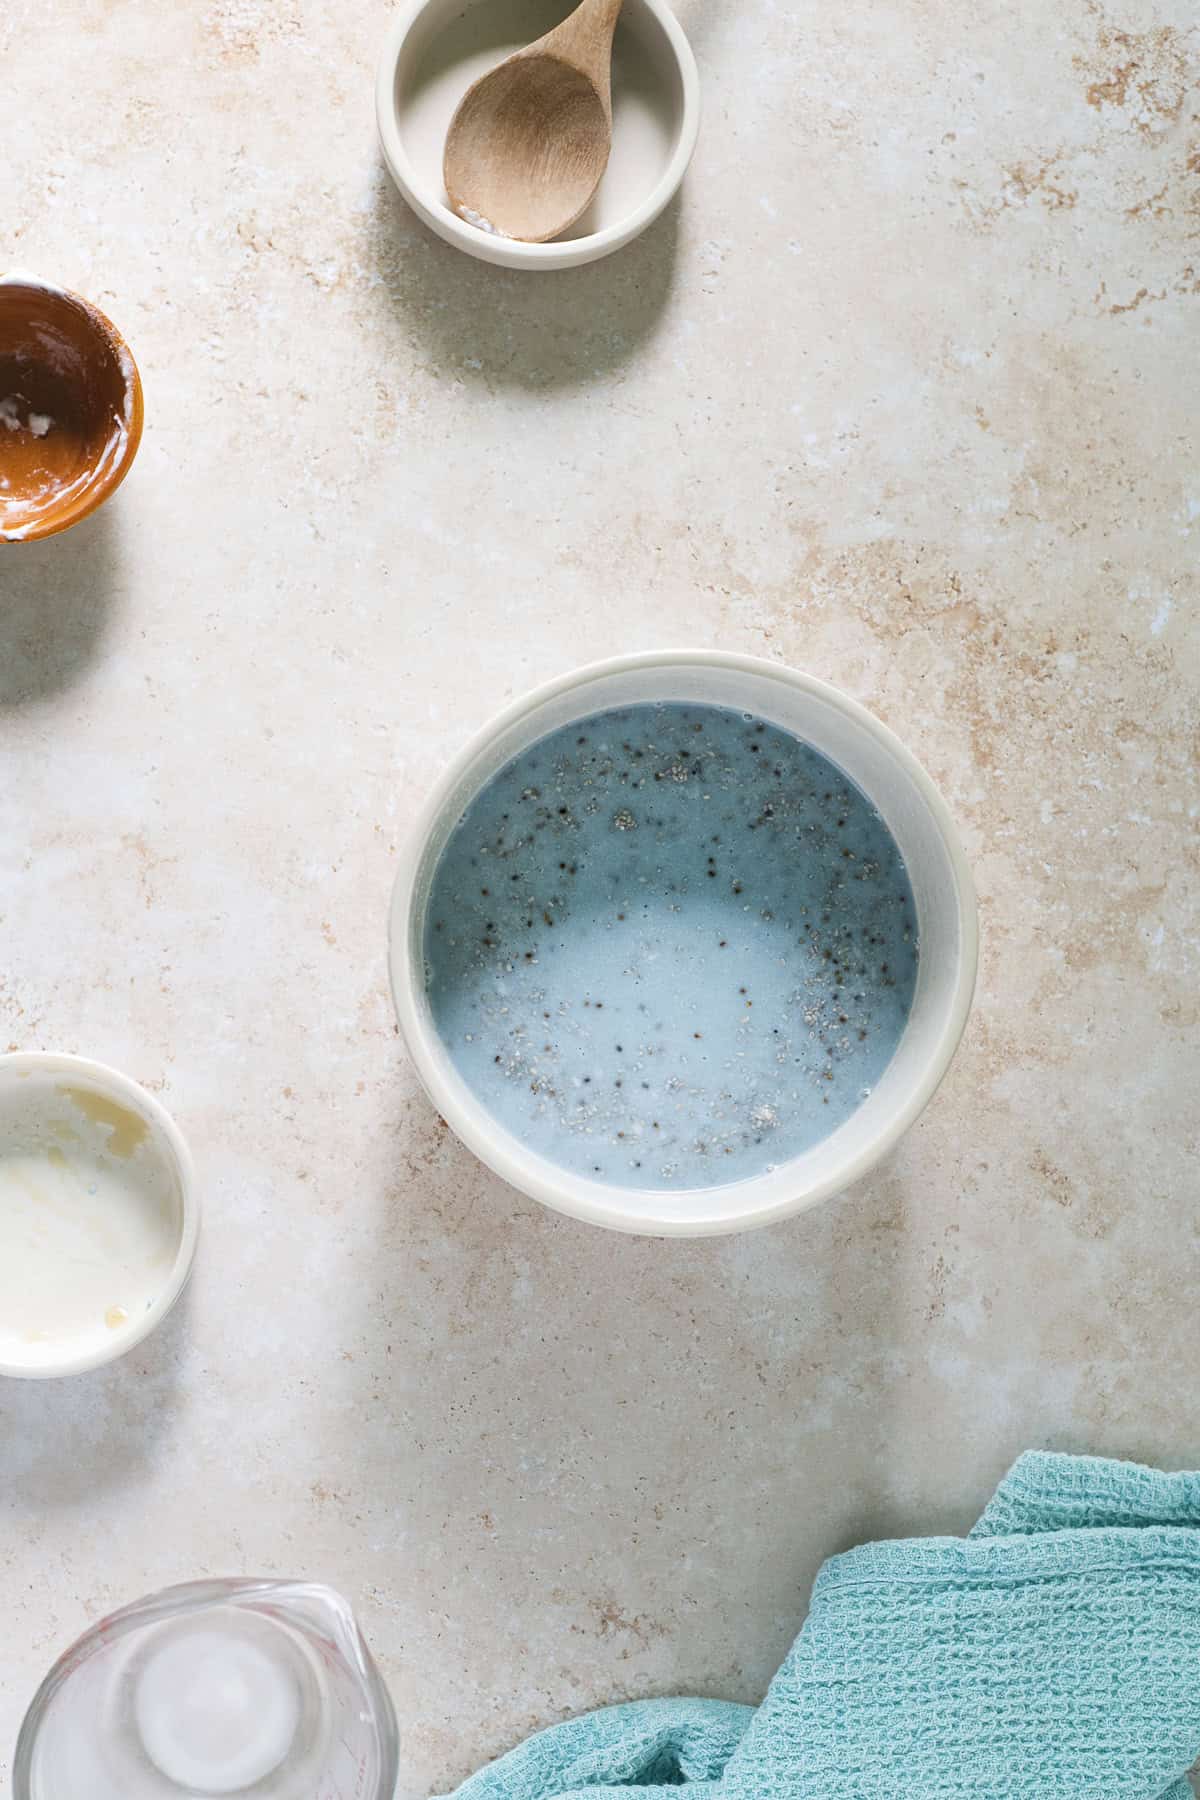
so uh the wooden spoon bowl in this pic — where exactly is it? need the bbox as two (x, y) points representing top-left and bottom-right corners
(0, 276), (143, 545)
(445, 52), (611, 243)
(443, 0), (625, 243)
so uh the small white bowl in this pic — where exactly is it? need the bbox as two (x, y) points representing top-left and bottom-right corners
(390, 651), (978, 1236)
(0, 1053), (198, 1377)
(376, 0), (701, 270)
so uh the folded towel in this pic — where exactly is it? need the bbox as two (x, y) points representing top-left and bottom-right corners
(443, 1453), (1200, 1800)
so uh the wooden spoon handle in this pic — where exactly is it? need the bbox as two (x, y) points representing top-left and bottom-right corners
(537, 0), (626, 91)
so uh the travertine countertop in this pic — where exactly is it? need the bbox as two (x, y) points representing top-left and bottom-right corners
(0, 0), (1196, 1792)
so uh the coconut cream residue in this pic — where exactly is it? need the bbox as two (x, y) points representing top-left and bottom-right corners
(0, 396), (53, 435)
(0, 1073), (178, 1365)
(456, 205), (510, 238)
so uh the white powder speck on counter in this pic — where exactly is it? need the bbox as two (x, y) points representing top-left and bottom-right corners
(456, 205), (510, 238)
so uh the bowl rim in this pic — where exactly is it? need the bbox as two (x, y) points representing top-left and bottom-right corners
(0, 1051), (199, 1377)
(0, 272), (144, 545)
(389, 649), (979, 1235)
(374, 0), (701, 269)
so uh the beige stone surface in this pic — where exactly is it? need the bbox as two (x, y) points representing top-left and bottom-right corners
(0, 0), (1197, 1790)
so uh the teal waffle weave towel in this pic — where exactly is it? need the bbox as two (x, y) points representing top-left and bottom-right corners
(442, 1453), (1200, 1800)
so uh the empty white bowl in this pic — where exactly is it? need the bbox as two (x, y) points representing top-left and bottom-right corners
(0, 1053), (198, 1377)
(376, 0), (700, 269)
(390, 651), (978, 1235)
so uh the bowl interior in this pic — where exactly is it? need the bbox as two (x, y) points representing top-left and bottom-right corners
(390, 0), (686, 243)
(0, 279), (141, 544)
(394, 660), (974, 1233)
(0, 1056), (190, 1375)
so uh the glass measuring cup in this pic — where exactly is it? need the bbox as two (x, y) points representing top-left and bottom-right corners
(13, 1578), (399, 1800)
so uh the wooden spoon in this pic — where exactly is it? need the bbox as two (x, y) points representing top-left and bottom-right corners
(443, 0), (625, 244)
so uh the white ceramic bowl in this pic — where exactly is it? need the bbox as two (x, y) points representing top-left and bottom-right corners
(0, 1053), (198, 1377)
(376, 0), (700, 269)
(390, 651), (978, 1236)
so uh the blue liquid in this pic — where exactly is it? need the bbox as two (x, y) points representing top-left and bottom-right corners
(425, 703), (917, 1190)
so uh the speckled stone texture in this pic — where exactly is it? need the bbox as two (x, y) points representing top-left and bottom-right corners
(0, 0), (1196, 1792)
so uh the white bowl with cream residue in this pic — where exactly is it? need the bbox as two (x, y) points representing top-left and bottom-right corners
(0, 1053), (198, 1378)
(376, 0), (700, 269)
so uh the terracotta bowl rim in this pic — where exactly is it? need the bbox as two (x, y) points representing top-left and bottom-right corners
(0, 272), (144, 544)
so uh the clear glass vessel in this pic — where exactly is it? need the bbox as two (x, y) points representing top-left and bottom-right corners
(14, 1579), (399, 1800)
